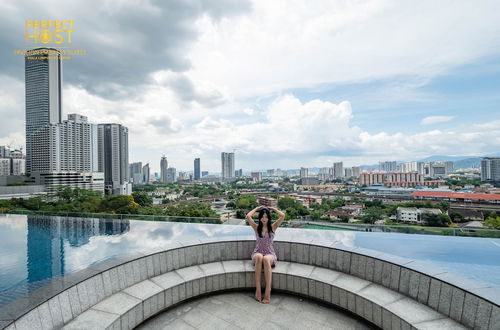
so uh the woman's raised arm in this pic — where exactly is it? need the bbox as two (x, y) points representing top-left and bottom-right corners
(269, 206), (286, 231)
(246, 205), (263, 230)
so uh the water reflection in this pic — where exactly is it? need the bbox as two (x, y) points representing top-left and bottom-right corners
(0, 215), (131, 307)
(0, 214), (499, 309)
(26, 216), (130, 284)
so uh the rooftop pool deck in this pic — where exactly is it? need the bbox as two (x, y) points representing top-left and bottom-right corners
(1, 213), (499, 310)
(0, 213), (499, 330)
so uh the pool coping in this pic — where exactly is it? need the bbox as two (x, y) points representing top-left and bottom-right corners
(0, 232), (499, 329)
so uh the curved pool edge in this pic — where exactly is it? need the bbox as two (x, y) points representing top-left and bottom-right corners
(0, 235), (498, 329)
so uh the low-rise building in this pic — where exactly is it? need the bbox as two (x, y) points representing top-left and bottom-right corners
(396, 207), (442, 224)
(251, 172), (262, 182)
(323, 209), (356, 219)
(258, 196), (277, 207)
(339, 203), (364, 216)
(412, 191), (500, 204)
(300, 177), (319, 185)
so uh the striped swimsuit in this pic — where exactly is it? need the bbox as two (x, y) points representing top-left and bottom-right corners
(251, 231), (277, 267)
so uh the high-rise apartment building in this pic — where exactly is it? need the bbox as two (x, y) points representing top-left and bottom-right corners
(424, 161), (453, 177)
(31, 114), (98, 173)
(352, 166), (361, 178)
(333, 162), (344, 179)
(481, 157), (500, 183)
(300, 167), (308, 178)
(379, 161), (397, 172)
(129, 162), (143, 185)
(160, 156), (168, 183)
(0, 146), (9, 158)
(11, 159), (26, 176)
(221, 152), (235, 178)
(0, 159), (10, 176)
(400, 161), (426, 175)
(166, 167), (176, 183)
(0, 146), (26, 176)
(25, 48), (62, 174)
(97, 124), (129, 194)
(142, 163), (150, 184)
(194, 158), (201, 181)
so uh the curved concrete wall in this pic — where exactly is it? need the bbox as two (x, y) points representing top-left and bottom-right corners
(1, 236), (498, 330)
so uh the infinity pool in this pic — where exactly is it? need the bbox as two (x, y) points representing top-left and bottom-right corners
(1, 214), (499, 308)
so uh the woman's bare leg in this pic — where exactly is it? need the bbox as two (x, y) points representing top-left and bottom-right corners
(262, 255), (273, 304)
(254, 253), (263, 302)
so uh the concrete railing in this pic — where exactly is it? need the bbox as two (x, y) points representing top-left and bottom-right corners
(1, 237), (498, 330)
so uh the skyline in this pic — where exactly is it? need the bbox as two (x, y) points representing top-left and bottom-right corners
(1, 1), (500, 173)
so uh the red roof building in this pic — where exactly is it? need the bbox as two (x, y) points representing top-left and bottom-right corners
(412, 191), (500, 202)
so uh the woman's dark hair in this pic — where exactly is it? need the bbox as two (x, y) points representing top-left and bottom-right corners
(257, 208), (274, 237)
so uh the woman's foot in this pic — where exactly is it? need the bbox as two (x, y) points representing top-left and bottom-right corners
(255, 288), (262, 302)
(262, 290), (271, 304)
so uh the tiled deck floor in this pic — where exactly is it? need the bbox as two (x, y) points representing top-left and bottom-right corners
(136, 292), (375, 330)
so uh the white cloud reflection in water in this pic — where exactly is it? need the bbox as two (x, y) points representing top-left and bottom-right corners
(64, 221), (357, 271)
(1, 214), (499, 299)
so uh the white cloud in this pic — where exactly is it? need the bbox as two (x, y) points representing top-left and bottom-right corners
(3, 72), (500, 172)
(189, 0), (500, 98)
(2, 1), (500, 172)
(0, 75), (25, 149)
(243, 107), (255, 115)
(143, 94), (499, 170)
(420, 116), (454, 125)
(151, 70), (227, 108)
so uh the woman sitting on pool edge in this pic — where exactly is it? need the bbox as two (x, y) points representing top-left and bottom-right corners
(246, 205), (286, 304)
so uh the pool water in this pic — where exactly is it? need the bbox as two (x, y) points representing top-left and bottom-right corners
(0, 214), (499, 308)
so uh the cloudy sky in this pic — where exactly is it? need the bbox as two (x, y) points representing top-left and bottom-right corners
(1, 0), (500, 174)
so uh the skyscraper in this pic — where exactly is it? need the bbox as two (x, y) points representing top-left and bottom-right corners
(25, 48), (62, 174)
(142, 163), (150, 184)
(97, 123), (129, 194)
(160, 156), (168, 183)
(194, 158), (201, 181)
(221, 152), (235, 179)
